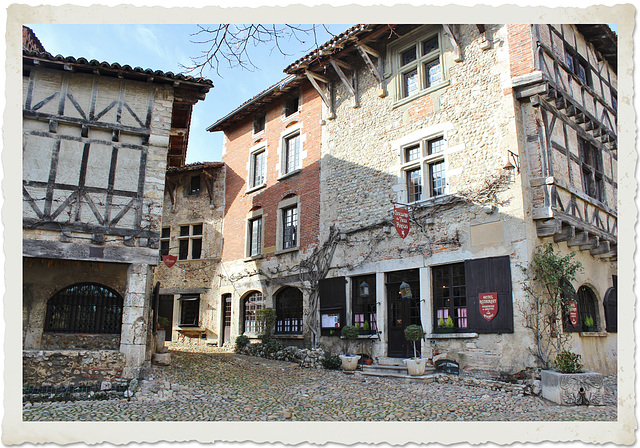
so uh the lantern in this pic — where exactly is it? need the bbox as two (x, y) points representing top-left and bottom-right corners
(360, 281), (370, 298)
(399, 281), (413, 299)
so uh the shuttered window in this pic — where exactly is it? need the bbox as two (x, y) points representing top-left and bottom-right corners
(319, 277), (346, 335)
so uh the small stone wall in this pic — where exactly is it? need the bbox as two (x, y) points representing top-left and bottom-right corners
(23, 350), (126, 387)
(241, 343), (326, 368)
(41, 333), (121, 350)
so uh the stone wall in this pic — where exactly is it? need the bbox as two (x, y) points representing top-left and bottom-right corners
(23, 350), (126, 387)
(41, 333), (120, 351)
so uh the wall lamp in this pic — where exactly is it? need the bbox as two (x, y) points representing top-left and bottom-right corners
(503, 150), (520, 173)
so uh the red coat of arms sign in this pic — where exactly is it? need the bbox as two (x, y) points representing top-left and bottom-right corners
(163, 255), (177, 268)
(478, 292), (498, 321)
(568, 300), (578, 327)
(394, 206), (410, 239)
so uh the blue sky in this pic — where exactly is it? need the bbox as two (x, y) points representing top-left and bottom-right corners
(27, 24), (350, 164)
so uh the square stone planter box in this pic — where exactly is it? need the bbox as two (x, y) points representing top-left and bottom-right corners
(541, 369), (604, 406)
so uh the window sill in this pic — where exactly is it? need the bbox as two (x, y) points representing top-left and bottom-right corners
(277, 168), (301, 181)
(426, 332), (478, 339)
(275, 247), (299, 256)
(244, 254), (264, 262)
(273, 334), (303, 339)
(340, 334), (379, 339)
(246, 184), (266, 194)
(392, 80), (450, 109)
(406, 194), (456, 208)
(579, 331), (608, 337)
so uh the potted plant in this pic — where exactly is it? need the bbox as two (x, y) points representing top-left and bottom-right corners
(438, 316), (455, 333)
(541, 350), (604, 406)
(403, 324), (427, 376)
(339, 325), (361, 371)
(156, 316), (170, 351)
(582, 315), (595, 332)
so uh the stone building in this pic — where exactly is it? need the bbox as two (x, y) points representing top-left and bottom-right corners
(153, 162), (225, 344)
(22, 28), (212, 386)
(207, 75), (323, 348)
(276, 24), (617, 376)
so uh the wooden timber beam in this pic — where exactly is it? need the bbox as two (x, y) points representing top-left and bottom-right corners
(330, 58), (359, 108)
(201, 170), (215, 206)
(590, 240), (611, 256)
(356, 45), (385, 97)
(536, 218), (561, 237)
(166, 178), (178, 211)
(443, 25), (462, 62)
(553, 224), (575, 242)
(304, 70), (334, 118)
(567, 230), (589, 247)
(579, 235), (599, 251)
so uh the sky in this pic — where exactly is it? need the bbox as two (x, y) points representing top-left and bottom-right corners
(27, 24), (350, 164)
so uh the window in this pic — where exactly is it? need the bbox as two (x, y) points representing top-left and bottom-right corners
(611, 88), (617, 112)
(579, 138), (604, 202)
(275, 287), (303, 334)
(160, 227), (170, 257)
(282, 206), (298, 250)
(248, 216), (263, 257)
(250, 149), (266, 189)
(284, 94), (299, 117)
(603, 275), (617, 333)
(283, 132), (300, 175)
(577, 285), (599, 332)
(433, 263), (467, 331)
(179, 295), (200, 327)
(352, 275), (377, 333)
(402, 136), (446, 203)
(189, 175), (201, 195)
(178, 224), (203, 260)
(565, 46), (592, 87)
(394, 30), (444, 100)
(44, 283), (123, 334)
(253, 112), (266, 134)
(243, 291), (265, 334)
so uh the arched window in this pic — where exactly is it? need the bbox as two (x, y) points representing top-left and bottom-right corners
(44, 283), (123, 334)
(577, 285), (599, 332)
(603, 275), (617, 333)
(243, 291), (265, 334)
(275, 287), (303, 335)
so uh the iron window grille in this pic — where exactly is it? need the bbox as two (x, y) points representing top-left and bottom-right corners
(179, 295), (200, 327)
(433, 263), (468, 331)
(275, 287), (303, 334)
(44, 283), (123, 334)
(178, 223), (203, 260)
(243, 291), (265, 334)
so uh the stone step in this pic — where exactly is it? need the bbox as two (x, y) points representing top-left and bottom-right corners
(361, 364), (410, 375)
(360, 369), (440, 383)
(377, 357), (408, 366)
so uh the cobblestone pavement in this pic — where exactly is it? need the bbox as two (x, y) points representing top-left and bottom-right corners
(23, 345), (617, 422)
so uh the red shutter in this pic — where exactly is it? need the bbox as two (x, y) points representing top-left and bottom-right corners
(464, 256), (514, 333)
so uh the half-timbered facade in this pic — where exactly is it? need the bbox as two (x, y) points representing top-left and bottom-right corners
(22, 31), (212, 385)
(280, 24), (617, 376)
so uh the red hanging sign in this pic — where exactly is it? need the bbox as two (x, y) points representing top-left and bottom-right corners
(479, 292), (499, 321)
(163, 255), (177, 268)
(394, 206), (410, 239)
(568, 300), (578, 327)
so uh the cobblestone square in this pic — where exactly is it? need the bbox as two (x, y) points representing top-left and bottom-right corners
(23, 345), (617, 422)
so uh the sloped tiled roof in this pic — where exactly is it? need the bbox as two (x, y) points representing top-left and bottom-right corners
(23, 50), (213, 88)
(167, 161), (224, 174)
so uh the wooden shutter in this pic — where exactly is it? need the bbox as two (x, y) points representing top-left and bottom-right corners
(319, 277), (346, 335)
(464, 256), (514, 333)
(603, 278), (617, 333)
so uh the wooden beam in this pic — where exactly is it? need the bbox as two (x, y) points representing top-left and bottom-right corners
(553, 224), (575, 242)
(536, 218), (560, 237)
(330, 58), (358, 108)
(443, 25), (462, 62)
(304, 70), (332, 111)
(580, 235), (599, 251)
(590, 240), (611, 255)
(305, 70), (330, 84)
(567, 230), (589, 247)
(356, 45), (383, 85)
(330, 57), (352, 71)
(356, 43), (380, 59)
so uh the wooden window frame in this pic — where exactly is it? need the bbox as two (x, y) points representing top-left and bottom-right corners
(178, 223), (203, 260)
(275, 287), (303, 335)
(249, 147), (266, 189)
(179, 295), (200, 327)
(579, 137), (604, 202)
(401, 136), (446, 204)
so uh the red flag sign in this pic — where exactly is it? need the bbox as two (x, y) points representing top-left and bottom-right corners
(568, 300), (578, 327)
(163, 255), (177, 268)
(479, 292), (498, 321)
(394, 206), (410, 239)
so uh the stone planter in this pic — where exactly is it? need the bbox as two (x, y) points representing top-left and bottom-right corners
(404, 358), (427, 376)
(339, 355), (361, 371)
(156, 330), (167, 353)
(540, 369), (604, 406)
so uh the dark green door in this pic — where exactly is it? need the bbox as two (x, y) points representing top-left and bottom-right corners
(387, 269), (421, 358)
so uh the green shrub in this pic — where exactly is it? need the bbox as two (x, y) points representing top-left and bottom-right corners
(235, 335), (250, 350)
(341, 325), (359, 340)
(256, 308), (277, 342)
(438, 317), (445, 327)
(445, 316), (454, 328)
(157, 316), (170, 330)
(264, 338), (283, 355)
(363, 321), (370, 331)
(554, 350), (583, 373)
(404, 324), (425, 341)
(321, 355), (342, 370)
(583, 316), (594, 327)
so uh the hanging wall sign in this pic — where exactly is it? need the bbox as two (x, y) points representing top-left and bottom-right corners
(479, 292), (499, 321)
(394, 206), (410, 239)
(163, 255), (177, 268)
(568, 300), (578, 327)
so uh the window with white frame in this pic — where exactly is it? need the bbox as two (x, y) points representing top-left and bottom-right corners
(243, 291), (265, 334)
(249, 148), (266, 189)
(402, 136), (446, 203)
(247, 216), (263, 257)
(283, 132), (300, 175)
(391, 28), (445, 101)
(178, 223), (203, 260)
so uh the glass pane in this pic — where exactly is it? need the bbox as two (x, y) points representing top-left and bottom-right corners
(428, 137), (444, 155)
(180, 226), (189, 237)
(250, 218), (262, 256)
(161, 227), (170, 238)
(283, 207), (298, 249)
(406, 168), (422, 202)
(285, 134), (300, 173)
(430, 160), (446, 197)
(192, 224), (203, 235)
(403, 69), (419, 97)
(160, 240), (169, 257)
(425, 59), (442, 87)
(253, 151), (265, 186)
(401, 46), (417, 66)
(179, 239), (189, 260)
(405, 144), (420, 162)
(422, 36), (439, 55)
(191, 238), (202, 259)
